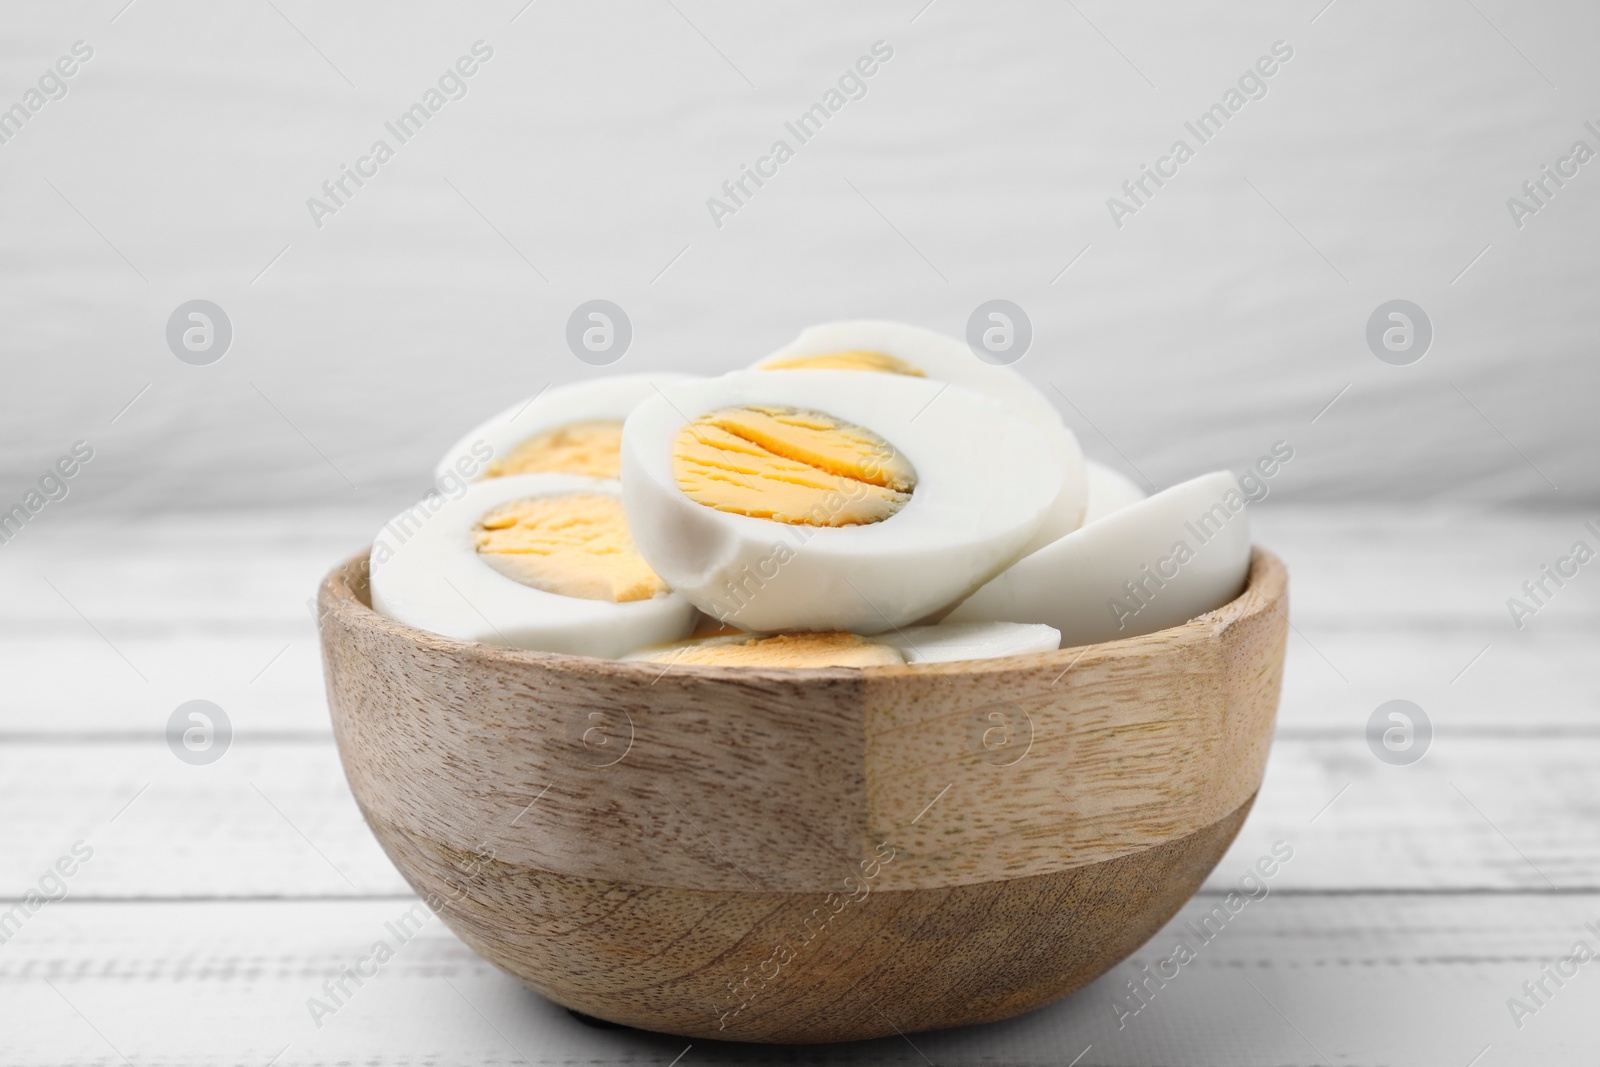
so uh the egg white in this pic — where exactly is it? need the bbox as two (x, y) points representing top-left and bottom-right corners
(944, 471), (1251, 647)
(755, 321), (1087, 550)
(369, 473), (697, 657)
(622, 621), (1058, 666)
(620, 370), (1066, 634)
(1082, 460), (1148, 525)
(620, 632), (908, 667)
(878, 621), (1062, 663)
(434, 373), (696, 487)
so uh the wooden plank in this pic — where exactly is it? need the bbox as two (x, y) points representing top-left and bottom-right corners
(1, 506), (1595, 736)
(1, 736), (1594, 900)
(1250, 508), (1600, 628)
(0, 634), (328, 734)
(3, 619), (1593, 735)
(0, 509), (376, 629)
(0, 742), (411, 900)
(5, 508), (1596, 632)
(0, 894), (1591, 1065)
(6, 0), (1600, 519)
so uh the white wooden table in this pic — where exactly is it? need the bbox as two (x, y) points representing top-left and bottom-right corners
(2, 504), (1596, 1066)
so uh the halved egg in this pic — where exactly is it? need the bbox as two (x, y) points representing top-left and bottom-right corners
(623, 620), (1059, 668)
(620, 370), (1065, 633)
(944, 471), (1251, 647)
(434, 374), (694, 487)
(1082, 460), (1148, 525)
(755, 321), (1086, 550)
(626, 631), (907, 668)
(370, 473), (697, 657)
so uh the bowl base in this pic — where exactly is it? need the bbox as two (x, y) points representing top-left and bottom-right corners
(360, 794), (1255, 1043)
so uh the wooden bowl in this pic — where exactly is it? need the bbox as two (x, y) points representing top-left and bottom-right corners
(318, 547), (1287, 1043)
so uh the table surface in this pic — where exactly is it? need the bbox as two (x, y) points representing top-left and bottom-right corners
(1, 503), (1596, 1066)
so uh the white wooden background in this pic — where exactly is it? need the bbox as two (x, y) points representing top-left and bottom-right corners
(1, 0), (1597, 519)
(2, 505), (1597, 1065)
(4, 0), (1599, 1063)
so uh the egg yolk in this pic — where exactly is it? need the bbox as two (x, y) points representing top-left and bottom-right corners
(474, 494), (668, 602)
(673, 405), (917, 526)
(761, 350), (925, 376)
(484, 420), (623, 479)
(654, 632), (901, 667)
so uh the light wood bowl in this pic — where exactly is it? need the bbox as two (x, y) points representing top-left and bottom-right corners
(318, 547), (1287, 1044)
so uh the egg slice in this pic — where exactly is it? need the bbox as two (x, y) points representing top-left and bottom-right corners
(370, 473), (697, 657)
(755, 321), (1087, 551)
(626, 631), (907, 668)
(944, 471), (1251, 647)
(623, 620), (1058, 668)
(878, 621), (1062, 663)
(1082, 460), (1148, 524)
(620, 370), (1065, 633)
(434, 373), (694, 487)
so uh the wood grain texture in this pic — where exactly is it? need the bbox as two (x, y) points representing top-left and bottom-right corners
(6, 506), (1591, 737)
(7, 507), (1588, 634)
(8, 733), (1600, 900)
(316, 546), (1285, 1039)
(319, 549), (1286, 893)
(5, 893), (1595, 1066)
(3, 504), (1594, 1063)
(364, 796), (1254, 1043)
(860, 560), (1285, 883)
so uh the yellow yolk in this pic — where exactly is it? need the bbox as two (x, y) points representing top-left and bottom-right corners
(484, 420), (623, 479)
(673, 405), (917, 526)
(474, 494), (668, 602)
(761, 350), (926, 377)
(655, 632), (901, 668)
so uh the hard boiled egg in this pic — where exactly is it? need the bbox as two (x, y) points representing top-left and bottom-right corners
(623, 620), (1060, 668)
(370, 473), (697, 657)
(434, 373), (694, 487)
(944, 471), (1251, 647)
(1082, 460), (1148, 524)
(878, 621), (1062, 663)
(755, 321), (1087, 551)
(626, 631), (907, 668)
(620, 370), (1065, 633)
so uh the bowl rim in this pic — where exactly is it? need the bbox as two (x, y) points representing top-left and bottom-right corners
(319, 544), (1285, 681)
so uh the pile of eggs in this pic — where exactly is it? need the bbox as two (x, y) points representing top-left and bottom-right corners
(370, 322), (1254, 668)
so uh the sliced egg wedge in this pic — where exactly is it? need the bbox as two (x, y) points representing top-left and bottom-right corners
(370, 473), (697, 657)
(623, 620), (1058, 668)
(878, 621), (1062, 663)
(434, 373), (694, 487)
(620, 370), (1065, 634)
(626, 631), (906, 668)
(754, 321), (1087, 550)
(944, 471), (1251, 647)
(1082, 460), (1148, 525)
